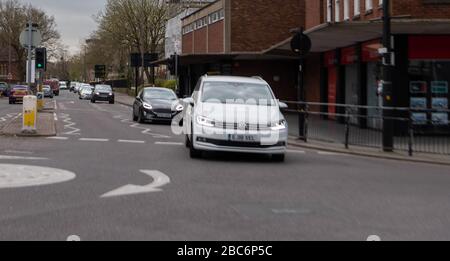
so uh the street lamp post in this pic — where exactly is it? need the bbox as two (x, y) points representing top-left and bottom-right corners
(382, 0), (394, 152)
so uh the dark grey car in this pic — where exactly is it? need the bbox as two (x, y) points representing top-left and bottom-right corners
(132, 87), (184, 123)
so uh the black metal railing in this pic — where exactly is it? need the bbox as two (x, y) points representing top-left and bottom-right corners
(283, 101), (450, 156)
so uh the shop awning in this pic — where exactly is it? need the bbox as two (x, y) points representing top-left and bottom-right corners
(265, 19), (450, 54)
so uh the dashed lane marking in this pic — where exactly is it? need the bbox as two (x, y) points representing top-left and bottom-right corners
(155, 142), (184, 146)
(79, 138), (109, 142)
(118, 139), (146, 144)
(46, 136), (69, 140)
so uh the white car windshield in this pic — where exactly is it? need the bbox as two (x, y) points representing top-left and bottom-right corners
(201, 82), (276, 105)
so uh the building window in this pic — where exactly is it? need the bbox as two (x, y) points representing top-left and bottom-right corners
(365, 0), (373, 11)
(379, 0), (383, 6)
(354, 0), (360, 16)
(335, 0), (340, 22)
(327, 0), (332, 22)
(344, 0), (350, 20)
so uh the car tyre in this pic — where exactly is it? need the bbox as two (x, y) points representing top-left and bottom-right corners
(91, 99), (95, 103)
(189, 126), (202, 159)
(109, 100), (115, 104)
(138, 109), (145, 124)
(272, 154), (285, 162)
(132, 109), (138, 122)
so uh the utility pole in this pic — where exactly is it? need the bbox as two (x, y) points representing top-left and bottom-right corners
(27, 19), (33, 87)
(382, 0), (394, 152)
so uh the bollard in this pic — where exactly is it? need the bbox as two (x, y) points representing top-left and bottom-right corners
(37, 92), (44, 111)
(22, 95), (37, 134)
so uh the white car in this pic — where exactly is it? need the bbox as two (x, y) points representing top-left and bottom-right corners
(182, 75), (288, 161)
(59, 81), (68, 90)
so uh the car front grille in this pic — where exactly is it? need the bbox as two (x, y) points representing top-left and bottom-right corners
(213, 121), (272, 131)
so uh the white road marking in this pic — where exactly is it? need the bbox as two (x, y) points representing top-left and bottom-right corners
(113, 115), (172, 139)
(79, 138), (109, 142)
(155, 142), (183, 146)
(118, 139), (146, 144)
(59, 113), (81, 135)
(46, 136), (69, 140)
(53, 112), (58, 121)
(0, 155), (48, 160)
(101, 170), (170, 198)
(287, 149), (306, 154)
(0, 164), (76, 189)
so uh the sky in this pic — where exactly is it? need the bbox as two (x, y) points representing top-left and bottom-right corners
(18, 0), (107, 55)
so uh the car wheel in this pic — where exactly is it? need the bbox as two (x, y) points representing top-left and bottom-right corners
(109, 100), (115, 104)
(9, 100), (12, 104)
(185, 134), (190, 148)
(272, 154), (285, 162)
(189, 126), (202, 159)
(132, 109), (138, 122)
(91, 99), (95, 103)
(138, 109), (145, 124)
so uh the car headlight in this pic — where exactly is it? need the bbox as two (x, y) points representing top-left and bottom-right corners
(196, 116), (215, 127)
(109, 92), (113, 96)
(95, 92), (100, 95)
(271, 119), (287, 130)
(143, 102), (153, 110)
(175, 104), (184, 111)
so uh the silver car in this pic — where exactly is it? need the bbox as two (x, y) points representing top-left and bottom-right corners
(183, 75), (288, 161)
(42, 85), (54, 98)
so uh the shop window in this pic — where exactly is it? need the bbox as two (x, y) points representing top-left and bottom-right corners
(409, 61), (450, 126)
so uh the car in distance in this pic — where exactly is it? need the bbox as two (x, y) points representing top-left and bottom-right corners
(183, 76), (288, 161)
(44, 79), (60, 96)
(0, 82), (8, 97)
(9, 85), (31, 104)
(132, 87), (183, 123)
(79, 85), (93, 100)
(42, 85), (54, 98)
(91, 84), (114, 104)
(70, 82), (78, 92)
(59, 81), (68, 90)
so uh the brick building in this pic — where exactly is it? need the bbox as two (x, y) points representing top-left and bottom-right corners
(267, 0), (450, 130)
(177, 0), (305, 100)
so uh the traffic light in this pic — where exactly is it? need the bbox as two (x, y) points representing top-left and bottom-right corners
(35, 48), (47, 71)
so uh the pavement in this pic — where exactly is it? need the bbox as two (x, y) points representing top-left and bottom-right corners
(1, 91), (450, 241)
(0, 99), (56, 137)
(115, 92), (450, 165)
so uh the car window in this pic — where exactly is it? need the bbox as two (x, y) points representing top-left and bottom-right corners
(95, 85), (112, 92)
(143, 89), (177, 100)
(200, 82), (276, 105)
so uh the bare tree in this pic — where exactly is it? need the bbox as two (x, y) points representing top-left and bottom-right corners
(0, 0), (60, 81)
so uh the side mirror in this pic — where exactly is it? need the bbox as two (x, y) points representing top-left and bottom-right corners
(279, 102), (288, 110)
(183, 97), (195, 107)
(136, 96), (141, 101)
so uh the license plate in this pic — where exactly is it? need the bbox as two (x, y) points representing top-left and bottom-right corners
(157, 113), (172, 118)
(229, 134), (257, 142)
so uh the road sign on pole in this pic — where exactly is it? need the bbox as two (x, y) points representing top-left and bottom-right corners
(19, 28), (42, 49)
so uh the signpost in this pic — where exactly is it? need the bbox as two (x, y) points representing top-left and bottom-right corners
(20, 22), (41, 87)
(290, 28), (312, 141)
